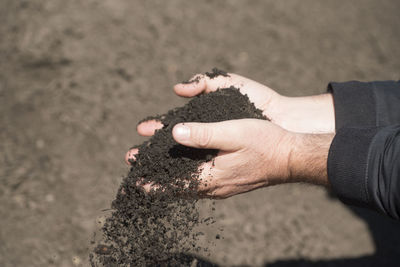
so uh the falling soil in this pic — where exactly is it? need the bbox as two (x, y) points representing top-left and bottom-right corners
(91, 82), (267, 266)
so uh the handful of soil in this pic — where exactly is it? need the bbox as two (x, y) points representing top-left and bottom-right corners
(91, 85), (267, 266)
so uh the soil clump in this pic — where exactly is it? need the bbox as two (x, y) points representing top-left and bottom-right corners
(181, 68), (228, 84)
(205, 68), (229, 79)
(91, 85), (267, 266)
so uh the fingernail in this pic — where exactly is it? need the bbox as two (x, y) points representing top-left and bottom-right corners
(174, 124), (191, 141)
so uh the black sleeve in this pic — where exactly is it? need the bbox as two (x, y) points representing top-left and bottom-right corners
(328, 80), (400, 128)
(327, 80), (400, 219)
(328, 125), (400, 219)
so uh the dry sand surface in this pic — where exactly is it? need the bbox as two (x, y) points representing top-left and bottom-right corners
(1, 0), (400, 266)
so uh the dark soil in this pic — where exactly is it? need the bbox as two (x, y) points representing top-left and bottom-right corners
(205, 68), (229, 79)
(3, 1), (400, 266)
(91, 87), (267, 266)
(181, 75), (201, 84)
(181, 68), (229, 84)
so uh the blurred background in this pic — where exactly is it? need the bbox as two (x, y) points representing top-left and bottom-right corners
(1, 0), (400, 266)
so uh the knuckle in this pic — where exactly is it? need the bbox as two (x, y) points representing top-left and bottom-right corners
(193, 127), (212, 148)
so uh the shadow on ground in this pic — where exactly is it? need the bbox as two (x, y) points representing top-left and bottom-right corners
(181, 202), (400, 267)
(266, 205), (400, 267)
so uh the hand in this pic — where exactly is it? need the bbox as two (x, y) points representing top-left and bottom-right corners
(137, 72), (336, 137)
(125, 72), (336, 198)
(128, 118), (333, 199)
(171, 119), (295, 198)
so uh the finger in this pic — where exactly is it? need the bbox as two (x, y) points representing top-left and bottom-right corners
(196, 161), (215, 194)
(137, 120), (163, 136)
(196, 160), (236, 199)
(125, 148), (138, 165)
(201, 73), (244, 91)
(173, 72), (237, 97)
(174, 74), (207, 97)
(174, 73), (252, 97)
(172, 121), (244, 151)
(197, 161), (268, 199)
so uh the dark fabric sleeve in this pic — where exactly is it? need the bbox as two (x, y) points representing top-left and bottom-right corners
(328, 80), (400, 129)
(327, 80), (400, 219)
(328, 125), (400, 219)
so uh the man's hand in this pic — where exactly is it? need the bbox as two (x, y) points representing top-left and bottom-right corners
(172, 119), (293, 198)
(128, 118), (334, 199)
(137, 73), (336, 136)
(127, 73), (336, 198)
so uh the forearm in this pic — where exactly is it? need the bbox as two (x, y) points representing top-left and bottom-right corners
(288, 133), (334, 186)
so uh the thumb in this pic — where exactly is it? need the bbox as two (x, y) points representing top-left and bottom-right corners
(172, 121), (243, 151)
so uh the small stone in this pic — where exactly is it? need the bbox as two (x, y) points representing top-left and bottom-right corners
(36, 139), (45, 149)
(96, 216), (106, 228)
(45, 194), (55, 203)
(72, 256), (81, 266)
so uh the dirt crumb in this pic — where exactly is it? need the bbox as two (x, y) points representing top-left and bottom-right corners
(181, 75), (202, 84)
(205, 68), (229, 79)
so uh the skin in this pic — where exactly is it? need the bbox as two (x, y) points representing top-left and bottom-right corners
(126, 73), (336, 198)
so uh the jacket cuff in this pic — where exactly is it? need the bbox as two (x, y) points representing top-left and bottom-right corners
(328, 127), (380, 208)
(328, 81), (377, 130)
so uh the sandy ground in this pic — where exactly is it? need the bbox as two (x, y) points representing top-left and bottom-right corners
(1, 0), (400, 266)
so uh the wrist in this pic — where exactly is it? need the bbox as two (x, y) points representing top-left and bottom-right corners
(273, 94), (335, 134)
(287, 133), (334, 186)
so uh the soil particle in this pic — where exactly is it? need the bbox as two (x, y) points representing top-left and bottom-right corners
(181, 75), (202, 84)
(181, 67), (229, 84)
(94, 245), (112, 255)
(91, 87), (267, 266)
(205, 68), (229, 79)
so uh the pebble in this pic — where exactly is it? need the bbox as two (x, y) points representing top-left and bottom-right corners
(72, 256), (81, 266)
(36, 139), (45, 149)
(45, 194), (55, 203)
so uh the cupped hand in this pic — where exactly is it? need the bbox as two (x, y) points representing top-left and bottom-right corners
(130, 119), (297, 199)
(127, 72), (336, 198)
(137, 72), (335, 137)
(136, 73), (281, 136)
